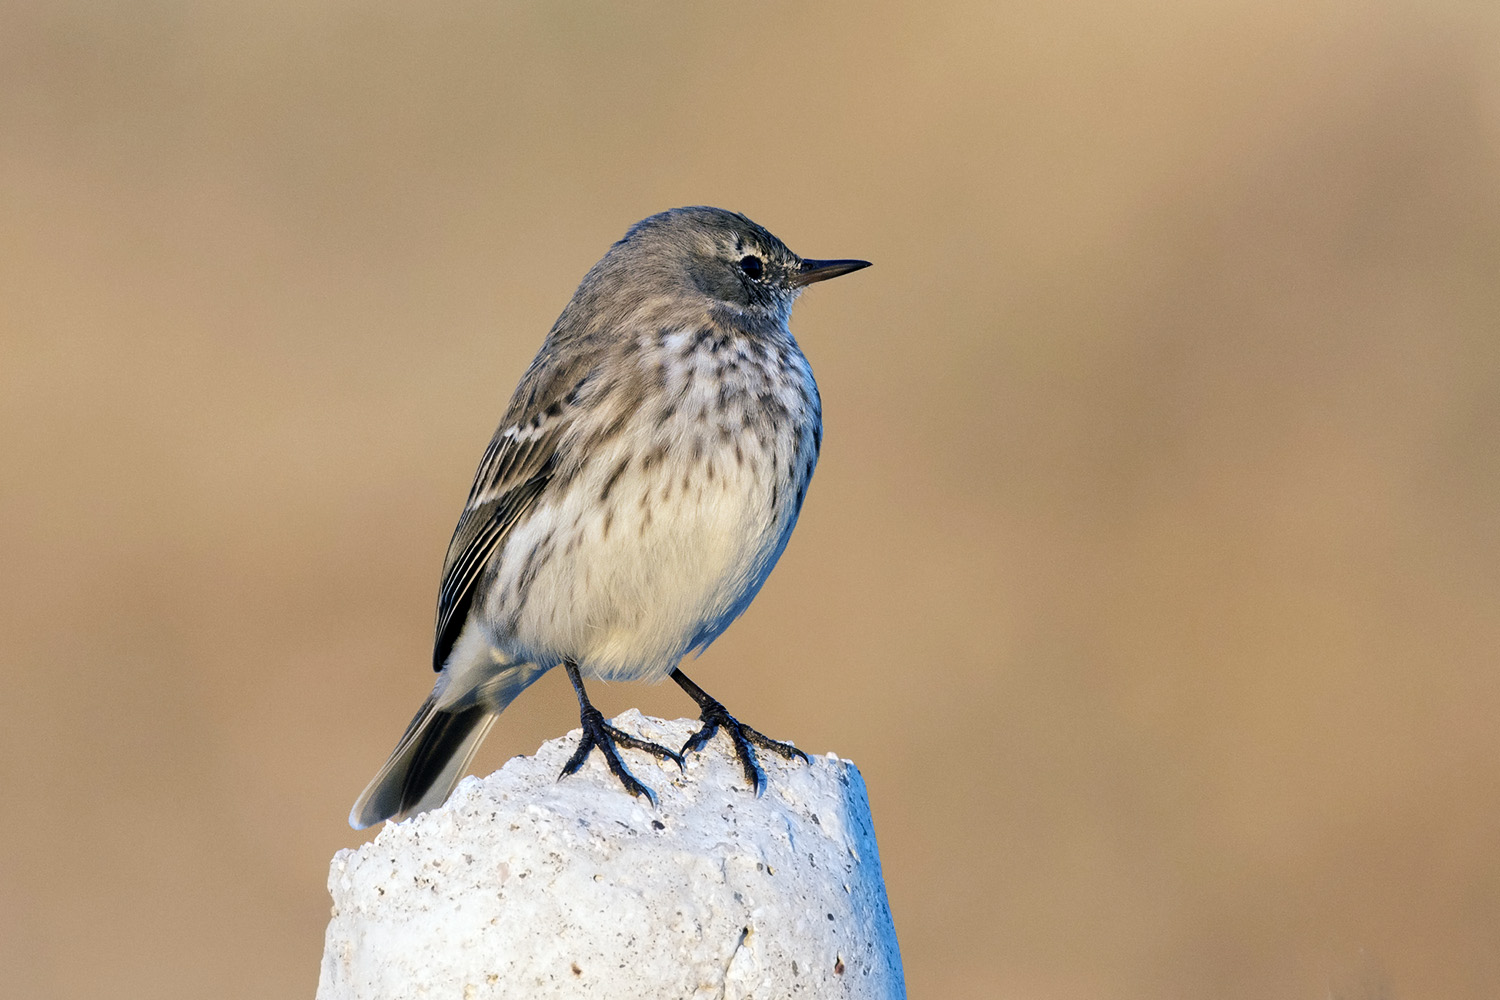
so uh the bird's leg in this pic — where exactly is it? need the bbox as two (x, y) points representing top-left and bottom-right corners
(559, 662), (682, 804)
(671, 667), (808, 794)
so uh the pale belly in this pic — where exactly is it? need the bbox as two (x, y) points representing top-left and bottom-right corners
(481, 410), (803, 681)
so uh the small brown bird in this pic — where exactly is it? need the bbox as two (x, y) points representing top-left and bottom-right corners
(350, 207), (869, 828)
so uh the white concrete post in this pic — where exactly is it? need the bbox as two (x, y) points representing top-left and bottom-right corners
(317, 711), (906, 1000)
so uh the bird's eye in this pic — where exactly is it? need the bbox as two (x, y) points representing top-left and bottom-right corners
(738, 255), (764, 279)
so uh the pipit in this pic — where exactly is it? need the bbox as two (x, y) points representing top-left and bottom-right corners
(350, 207), (868, 828)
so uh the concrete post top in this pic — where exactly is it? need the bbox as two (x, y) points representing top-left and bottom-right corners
(318, 710), (905, 1000)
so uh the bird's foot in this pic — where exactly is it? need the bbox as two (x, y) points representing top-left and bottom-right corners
(681, 697), (809, 795)
(559, 706), (683, 804)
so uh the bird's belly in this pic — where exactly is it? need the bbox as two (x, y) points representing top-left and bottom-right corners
(485, 425), (795, 681)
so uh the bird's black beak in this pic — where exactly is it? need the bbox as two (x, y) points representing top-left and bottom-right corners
(793, 258), (872, 287)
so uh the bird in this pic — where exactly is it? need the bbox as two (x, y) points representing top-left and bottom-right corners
(349, 206), (869, 829)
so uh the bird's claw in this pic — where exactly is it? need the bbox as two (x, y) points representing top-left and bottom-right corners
(560, 707), (682, 804)
(681, 701), (808, 795)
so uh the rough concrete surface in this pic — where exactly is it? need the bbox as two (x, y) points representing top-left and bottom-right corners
(317, 711), (905, 999)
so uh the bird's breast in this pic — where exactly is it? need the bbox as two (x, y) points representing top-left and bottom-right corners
(483, 326), (821, 680)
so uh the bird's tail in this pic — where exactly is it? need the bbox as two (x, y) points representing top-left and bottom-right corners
(348, 664), (544, 829)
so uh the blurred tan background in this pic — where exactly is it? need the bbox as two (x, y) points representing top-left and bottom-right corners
(3, 1), (1499, 997)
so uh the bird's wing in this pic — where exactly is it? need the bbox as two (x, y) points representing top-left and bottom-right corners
(431, 352), (599, 671)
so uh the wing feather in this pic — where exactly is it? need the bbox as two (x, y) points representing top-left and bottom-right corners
(430, 352), (604, 671)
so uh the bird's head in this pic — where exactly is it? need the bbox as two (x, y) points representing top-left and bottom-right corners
(571, 207), (869, 331)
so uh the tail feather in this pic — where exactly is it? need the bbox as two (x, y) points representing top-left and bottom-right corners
(348, 697), (497, 829)
(350, 662), (551, 829)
